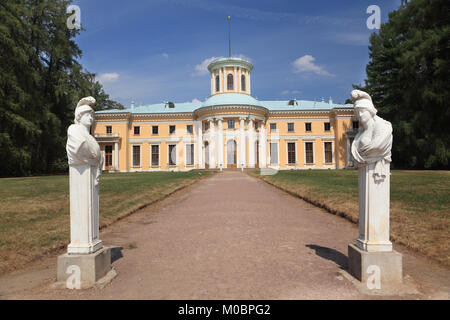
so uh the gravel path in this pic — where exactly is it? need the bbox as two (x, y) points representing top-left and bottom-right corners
(1, 171), (449, 299)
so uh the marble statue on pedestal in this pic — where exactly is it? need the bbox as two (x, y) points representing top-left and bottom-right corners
(347, 90), (402, 285)
(350, 89), (393, 252)
(66, 96), (103, 254)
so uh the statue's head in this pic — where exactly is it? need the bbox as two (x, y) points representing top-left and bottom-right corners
(350, 90), (377, 125)
(74, 96), (96, 125)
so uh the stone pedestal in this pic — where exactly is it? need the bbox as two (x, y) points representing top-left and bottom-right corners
(57, 247), (113, 287)
(67, 164), (103, 254)
(356, 162), (392, 252)
(348, 244), (402, 284)
(349, 162), (402, 284)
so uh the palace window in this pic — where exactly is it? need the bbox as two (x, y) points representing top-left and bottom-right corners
(353, 121), (359, 130)
(270, 143), (278, 165)
(228, 119), (235, 129)
(287, 142), (296, 164)
(254, 121), (258, 130)
(134, 126), (140, 135)
(204, 121), (209, 131)
(168, 145), (176, 166)
(324, 142), (333, 164)
(186, 144), (194, 166)
(169, 125), (176, 134)
(106, 126), (112, 134)
(151, 145), (159, 167)
(241, 74), (246, 91)
(215, 75), (220, 92)
(288, 123), (294, 132)
(270, 123), (277, 132)
(324, 122), (331, 131)
(305, 142), (314, 164)
(227, 73), (233, 90)
(187, 125), (193, 134)
(305, 123), (312, 132)
(133, 145), (140, 167)
(152, 125), (158, 135)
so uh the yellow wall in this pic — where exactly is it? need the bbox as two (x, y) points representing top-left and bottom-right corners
(93, 109), (354, 172)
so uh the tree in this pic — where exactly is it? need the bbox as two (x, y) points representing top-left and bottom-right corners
(0, 0), (123, 177)
(360, 0), (450, 169)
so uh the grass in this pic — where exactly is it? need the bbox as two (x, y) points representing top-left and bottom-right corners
(0, 170), (214, 274)
(249, 169), (450, 267)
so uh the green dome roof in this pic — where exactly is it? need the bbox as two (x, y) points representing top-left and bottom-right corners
(202, 93), (262, 108)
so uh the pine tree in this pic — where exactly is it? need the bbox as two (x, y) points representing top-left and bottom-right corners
(0, 0), (123, 176)
(361, 0), (450, 169)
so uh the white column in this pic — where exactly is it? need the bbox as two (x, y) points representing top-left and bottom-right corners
(196, 120), (203, 169)
(238, 67), (242, 92)
(259, 120), (267, 167)
(234, 66), (237, 92)
(239, 117), (246, 168)
(114, 142), (119, 171)
(248, 71), (251, 95)
(223, 67), (226, 92)
(248, 117), (255, 168)
(219, 68), (223, 93)
(209, 118), (216, 168)
(356, 163), (393, 252)
(217, 118), (224, 168)
(210, 73), (214, 96)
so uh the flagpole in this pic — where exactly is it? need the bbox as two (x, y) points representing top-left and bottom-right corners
(228, 16), (231, 57)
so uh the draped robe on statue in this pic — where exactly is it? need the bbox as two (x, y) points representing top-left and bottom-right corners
(351, 115), (392, 181)
(66, 124), (103, 185)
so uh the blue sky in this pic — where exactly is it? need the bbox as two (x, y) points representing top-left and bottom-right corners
(72, 0), (400, 107)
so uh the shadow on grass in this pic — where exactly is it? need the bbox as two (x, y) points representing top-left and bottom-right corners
(306, 244), (348, 270)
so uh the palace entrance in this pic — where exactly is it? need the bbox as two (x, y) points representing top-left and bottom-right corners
(227, 140), (237, 168)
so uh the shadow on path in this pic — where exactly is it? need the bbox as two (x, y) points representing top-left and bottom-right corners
(306, 244), (348, 270)
(111, 247), (124, 263)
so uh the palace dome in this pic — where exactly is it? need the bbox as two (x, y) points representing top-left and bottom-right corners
(202, 93), (262, 108)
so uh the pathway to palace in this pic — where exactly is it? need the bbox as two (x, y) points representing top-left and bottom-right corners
(1, 171), (449, 299)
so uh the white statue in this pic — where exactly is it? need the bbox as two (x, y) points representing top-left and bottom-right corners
(65, 96), (103, 254)
(350, 90), (393, 252)
(350, 90), (392, 181)
(66, 96), (103, 185)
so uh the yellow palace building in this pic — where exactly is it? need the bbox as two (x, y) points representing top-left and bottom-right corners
(93, 57), (358, 172)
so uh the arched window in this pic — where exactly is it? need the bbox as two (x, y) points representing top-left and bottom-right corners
(227, 73), (233, 90)
(215, 75), (220, 92)
(241, 74), (246, 91)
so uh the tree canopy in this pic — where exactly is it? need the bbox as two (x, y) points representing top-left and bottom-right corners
(359, 0), (450, 169)
(0, 0), (123, 177)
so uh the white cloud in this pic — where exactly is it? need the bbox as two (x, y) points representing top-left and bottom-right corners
(282, 90), (301, 95)
(97, 72), (120, 83)
(193, 56), (222, 76)
(182, 98), (201, 103)
(292, 55), (334, 77)
(161, 53), (169, 59)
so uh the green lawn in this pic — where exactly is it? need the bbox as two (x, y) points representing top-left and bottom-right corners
(0, 170), (214, 274)
(250, 169), (450, 267)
